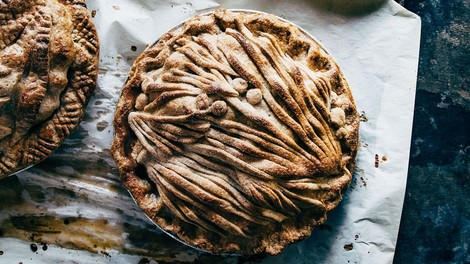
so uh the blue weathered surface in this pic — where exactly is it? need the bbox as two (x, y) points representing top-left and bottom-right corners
(394, 0), (470, 263)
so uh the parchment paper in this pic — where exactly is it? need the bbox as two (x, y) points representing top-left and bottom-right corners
(0, 0), (421, 263)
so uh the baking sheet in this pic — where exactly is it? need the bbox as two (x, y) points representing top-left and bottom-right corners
(0, 0), (421, 263)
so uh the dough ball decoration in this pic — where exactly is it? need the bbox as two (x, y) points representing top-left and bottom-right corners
(0, 0), (99, 178)
(112, 9), (359, 255)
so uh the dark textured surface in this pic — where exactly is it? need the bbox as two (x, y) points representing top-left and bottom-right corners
(394, 0), (470, 263)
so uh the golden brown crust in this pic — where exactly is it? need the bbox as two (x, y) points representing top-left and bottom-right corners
(0, 0), (99, 178)
(112, 9), (359, 255)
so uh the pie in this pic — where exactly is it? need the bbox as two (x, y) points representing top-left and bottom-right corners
(0, 0), (99, 178)
(112, 9), (359, 255)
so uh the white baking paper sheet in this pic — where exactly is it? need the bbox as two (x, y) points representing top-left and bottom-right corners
(0, 0), (421, 263)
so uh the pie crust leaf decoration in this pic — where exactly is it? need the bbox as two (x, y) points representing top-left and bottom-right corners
(0, 0), (99, 178)
(112, 9), (359, 255)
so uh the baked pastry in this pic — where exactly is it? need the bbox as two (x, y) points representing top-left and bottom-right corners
(112, 9), (359, 255)
(0, 0), (99, 178)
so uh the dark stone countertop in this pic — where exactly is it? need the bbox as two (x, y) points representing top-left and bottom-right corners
(393, 0), (470, 263)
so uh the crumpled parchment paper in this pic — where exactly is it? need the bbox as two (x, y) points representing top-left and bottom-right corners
(0, 0), (420, 263)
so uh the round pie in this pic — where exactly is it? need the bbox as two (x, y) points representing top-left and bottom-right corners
(0, 0), (99, 178)
(112, 9), (359, 255)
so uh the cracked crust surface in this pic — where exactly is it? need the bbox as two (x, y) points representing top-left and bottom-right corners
(112, 9), (359, 255)
(0, 0), (99, 178)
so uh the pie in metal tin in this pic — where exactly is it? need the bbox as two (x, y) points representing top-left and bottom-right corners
(0, 0), (99, 178)
(112, 9), (359, 255)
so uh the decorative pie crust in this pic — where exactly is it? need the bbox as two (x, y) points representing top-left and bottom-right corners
(0, 0), (99, 178)
(112, 9), (359, 255)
